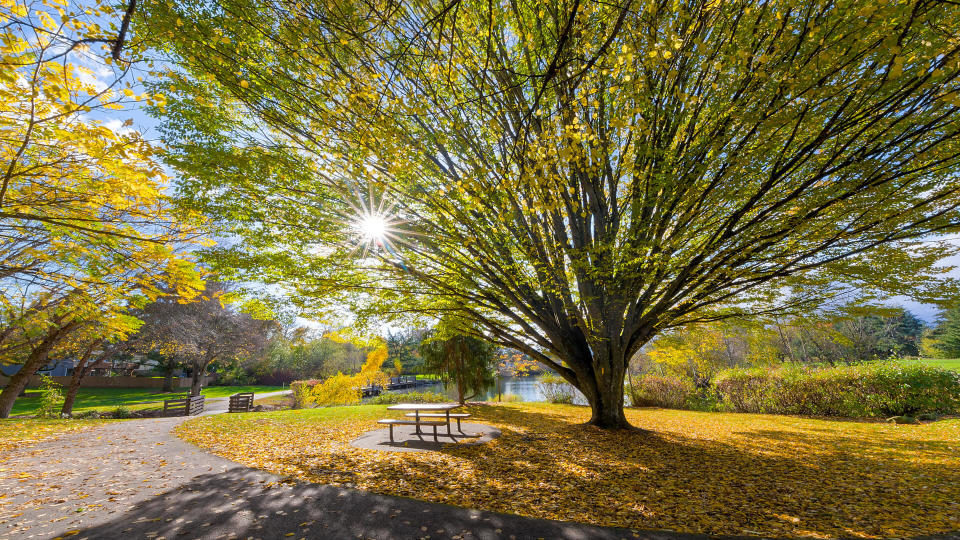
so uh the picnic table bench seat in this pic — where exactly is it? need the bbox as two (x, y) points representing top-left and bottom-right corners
(377, 418), (447, 443)
(404, 412), (471, 430)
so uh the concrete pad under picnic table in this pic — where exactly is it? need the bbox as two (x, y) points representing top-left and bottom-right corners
(350, 422), (501, 452)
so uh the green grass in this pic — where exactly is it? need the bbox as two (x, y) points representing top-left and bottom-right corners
(4, 385), (286, 417)
(200, 385), (287, 398)
(917, 357), (960, 371)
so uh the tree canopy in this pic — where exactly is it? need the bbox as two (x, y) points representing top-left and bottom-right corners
(130, 282), (277, 395)
(0, 0), (204, 417)
(420, 325), (497, 404)
(145, 0), (960, 427)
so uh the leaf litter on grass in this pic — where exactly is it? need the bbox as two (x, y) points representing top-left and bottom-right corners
(173, 403), (960, 538)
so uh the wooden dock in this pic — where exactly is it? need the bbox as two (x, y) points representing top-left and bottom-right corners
(360, 376), (439, 397)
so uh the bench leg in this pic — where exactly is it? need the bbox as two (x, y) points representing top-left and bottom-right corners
(456, 417), (462, 431)
(389, 424), (394, 444)
(433, 424), (438, 443)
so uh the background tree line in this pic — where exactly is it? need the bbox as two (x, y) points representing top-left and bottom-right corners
(632, 305), (959, 383)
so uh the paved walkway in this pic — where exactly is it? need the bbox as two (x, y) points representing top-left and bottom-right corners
(202, 390), (292, 415)
(0, 397), (685, 540)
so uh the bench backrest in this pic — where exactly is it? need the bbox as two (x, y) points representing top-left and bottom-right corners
(228, 392), (254, 413)
(164, 395), (206, 417)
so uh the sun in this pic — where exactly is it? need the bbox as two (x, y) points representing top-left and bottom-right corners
(339, 187), (419, 258)
(356, 213), (389, 243)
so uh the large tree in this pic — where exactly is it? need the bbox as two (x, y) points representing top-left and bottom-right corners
(146, 0), (960, 428)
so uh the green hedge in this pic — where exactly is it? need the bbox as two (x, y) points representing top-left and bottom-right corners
(713, 361), (960, 417)
(630, 361), (960, 417)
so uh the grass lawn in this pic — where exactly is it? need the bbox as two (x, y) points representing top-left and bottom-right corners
(5, 385), (286, 416)
(176, 402), (960, 538)
(0, 418), (112, 461)
(917, 357), (960, 371)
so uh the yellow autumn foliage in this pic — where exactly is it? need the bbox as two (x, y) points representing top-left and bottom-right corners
(309, 346), (389, 406)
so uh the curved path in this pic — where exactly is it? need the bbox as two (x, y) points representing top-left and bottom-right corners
(0, 402), (694, 540)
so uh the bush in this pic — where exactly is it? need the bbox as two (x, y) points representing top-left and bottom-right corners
(111, 405), (133, 419)
(628, 374), (695, 409)
(258, 369), (296, 386)
(290, 379), (320, 409)
(215, 364), (256, 386)
(713, 361), (960, 417)
(309, 372), (363, 406)
(500, 393), (522, 402)
(537, 373), (575, 404)
(35, 375), (64, 418)
(368, 391), (447, 405)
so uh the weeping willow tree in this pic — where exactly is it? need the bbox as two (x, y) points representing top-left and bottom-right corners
(145, 0), (960, 428)
(419, 330), (497, 405)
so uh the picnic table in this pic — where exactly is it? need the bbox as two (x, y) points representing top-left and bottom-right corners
(378, 403), (471, 444)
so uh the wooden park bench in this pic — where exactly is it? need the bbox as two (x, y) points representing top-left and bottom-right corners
(377, 418), (447, 443)
(228, 392), (255, 413)
(404, 412), (471, 431)
(163, 395), (205, 417)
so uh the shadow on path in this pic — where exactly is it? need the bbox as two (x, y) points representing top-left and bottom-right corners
(74, 468), (703, 540)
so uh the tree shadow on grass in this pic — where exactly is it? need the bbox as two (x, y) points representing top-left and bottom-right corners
(356, 404), (960, 538)
(74, 467), (684, 540)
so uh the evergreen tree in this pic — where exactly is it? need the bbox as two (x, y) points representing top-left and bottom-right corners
(420, 330), (496, 405)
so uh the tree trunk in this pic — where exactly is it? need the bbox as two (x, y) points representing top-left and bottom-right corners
(566, 345), (637, 430)
(190, 363), (203, 396)
(584, 378), (632, 429)
(0, 322), (78, 418)
(61, 340), (102, 417)
(190, 356), (212, 396)
(162, 361), (175, 392)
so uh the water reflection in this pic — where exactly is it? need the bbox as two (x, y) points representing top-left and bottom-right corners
(390, 376), (586, 404)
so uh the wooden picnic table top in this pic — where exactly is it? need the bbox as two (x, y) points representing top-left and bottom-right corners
(386, 403), (461, 411)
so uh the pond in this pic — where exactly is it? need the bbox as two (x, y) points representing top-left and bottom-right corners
(390, 376), (587, 404)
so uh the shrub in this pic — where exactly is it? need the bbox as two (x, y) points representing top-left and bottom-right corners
(713, 360), (960, 417)
(310, 372), (363, 406)
(628, 374), (695, 409)
(500, 393), (522, 402)
(290, 379), (320, 409)
(111, 405), (132, 419)
(35, 375), (64, 418)
(537, 373), (575, 404)
(215, 364), (256, 386)
(258, 369), (296, 386)
(368, 391), (447, 405)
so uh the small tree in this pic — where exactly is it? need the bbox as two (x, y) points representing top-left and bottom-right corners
(35, 375), (64, 419)
(308, 345), (389, 406)
(128, 282), (277, 395)
(420, 328), (497, 405)
(924, 307), (960, 359)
